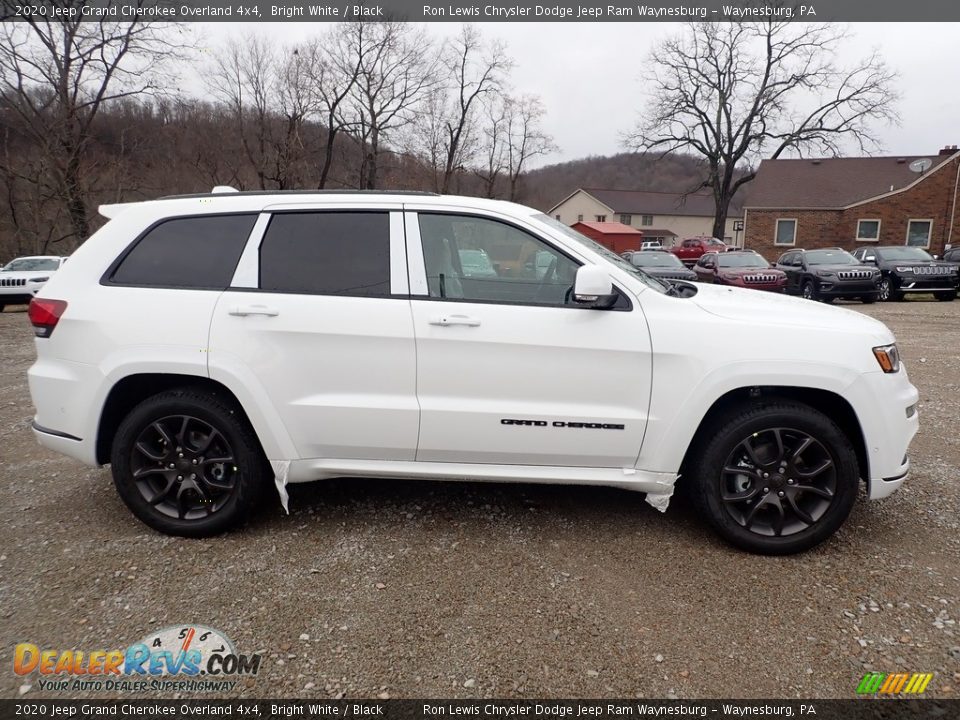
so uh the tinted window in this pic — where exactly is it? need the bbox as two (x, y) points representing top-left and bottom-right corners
(718, 253), (769, 268)
(111, 214), (256, 289)
(418, 213), (578, 306)
(259, 212), (390, 296)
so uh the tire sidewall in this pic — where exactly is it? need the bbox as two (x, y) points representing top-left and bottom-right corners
(111, 391), (262, 537)
(693, 404), (859, 555)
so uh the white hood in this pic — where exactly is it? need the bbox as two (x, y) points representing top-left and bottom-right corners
(690, 283), (893, 342)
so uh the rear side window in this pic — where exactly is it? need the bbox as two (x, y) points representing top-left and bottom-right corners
(110, 214), (256, 289)
(259, 212), (390, 297)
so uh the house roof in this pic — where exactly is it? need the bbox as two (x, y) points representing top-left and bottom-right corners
(571, 221), (642, 235)
(578, 188), (733, 217)
(639, 229), (678, 237)
(745, 153), (958, 209)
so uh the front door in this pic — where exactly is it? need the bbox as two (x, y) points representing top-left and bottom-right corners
(405, 210), (651, 468)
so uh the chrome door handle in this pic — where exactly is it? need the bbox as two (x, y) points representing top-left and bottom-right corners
(429, 314), (481, 327)
(229, 304), (279, 317)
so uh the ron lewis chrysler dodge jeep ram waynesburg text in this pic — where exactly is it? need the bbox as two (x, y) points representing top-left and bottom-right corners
(27, 190), (919, 554)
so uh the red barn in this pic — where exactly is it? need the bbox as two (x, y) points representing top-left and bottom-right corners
(571, 221), (644, 254)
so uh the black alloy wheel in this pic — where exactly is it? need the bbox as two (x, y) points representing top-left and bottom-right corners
(111, 389), (267, 537)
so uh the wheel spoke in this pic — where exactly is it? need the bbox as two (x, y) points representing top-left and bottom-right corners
(742, 496), (767, 529)
(796, 458), (833, 479)
(133, 466), (170, 480)
(148, 477), (178, 506)
(151, 421), (174, 447)
(791, 436), (814, 462)
(739, 437), (763, 467)
(194, 429), (222, 455)
(201, 456), (234, 466)
(721, 486), (760, 503)
(785, 494), (816, 526)
(770, 499), (786, 536)
(771, 429), (785, 463)
(176, 416), (190, 446)
(134, 441), (164, 462)
(794, 483), (834, 499)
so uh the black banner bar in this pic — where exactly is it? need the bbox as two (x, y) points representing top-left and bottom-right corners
(3, 0), (960, 22)
(2, 700), (959, 720)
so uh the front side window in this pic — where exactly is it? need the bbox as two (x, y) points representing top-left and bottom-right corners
(259, 212), (390, 296)
(418, 214), (578, 306)
(856, 219), (881, 241)
(906, 220), (933, 248)
(775, 219), (797, 246)
(110, 214), (256, 289)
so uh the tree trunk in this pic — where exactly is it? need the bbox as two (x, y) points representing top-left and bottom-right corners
(63, 154), (89, 242)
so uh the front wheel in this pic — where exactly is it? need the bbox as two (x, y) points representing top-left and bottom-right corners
(110, 388), (268, 537)
(801, 280), (818, 301)
(687, 402), (859, 555)
(878, 277), (903, 302)
(935, 291), (955, 302)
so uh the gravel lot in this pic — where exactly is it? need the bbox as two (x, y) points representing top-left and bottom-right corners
(1, 299), (958, 700)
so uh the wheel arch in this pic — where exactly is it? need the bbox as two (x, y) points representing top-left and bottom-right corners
(678, 385), (868, 486)
(96, 374), (273, 465)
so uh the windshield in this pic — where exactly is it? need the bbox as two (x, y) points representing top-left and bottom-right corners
(535, 214), (672, 294)
(2, 258), (59, 272)
(718, 253), (769, 268)
(805, 249), (859, 265)
(879, 247), (935, 262)
(631, 252), (683, 268)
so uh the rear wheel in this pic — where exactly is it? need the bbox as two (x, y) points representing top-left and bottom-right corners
(935, 291), (955, 302)
(688, 402), (859, 555)
(110, 388), (267, 537)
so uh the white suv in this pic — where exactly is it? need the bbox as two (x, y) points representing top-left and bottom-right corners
(0, 255), (68, 311)
(27, 190), (919, 554)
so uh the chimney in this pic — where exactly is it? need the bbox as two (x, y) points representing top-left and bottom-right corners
(940, 145), (959, 156)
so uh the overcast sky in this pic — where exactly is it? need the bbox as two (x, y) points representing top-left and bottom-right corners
(197, 22), (958, 167)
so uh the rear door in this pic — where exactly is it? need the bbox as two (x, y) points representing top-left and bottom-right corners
(208, 206), (419, 461)
(405, 208), (651, 468)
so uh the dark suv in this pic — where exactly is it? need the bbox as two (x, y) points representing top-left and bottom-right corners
(775, 248), (880, 303)
(852, 246), (959, 302)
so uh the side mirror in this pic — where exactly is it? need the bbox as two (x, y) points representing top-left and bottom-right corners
(573, 265), (617, 309)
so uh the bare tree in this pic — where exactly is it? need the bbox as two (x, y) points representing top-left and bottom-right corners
(504, 95), (555, 202)
(347, 22), (437, 189)
(426, 25), (511, 194)
(472, 93), (509, 198)
(0, 13), (185, 245)
(296, 27), (365, 189)
(625, 21), (899, 238)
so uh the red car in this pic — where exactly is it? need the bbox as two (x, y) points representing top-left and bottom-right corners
(670, 236), (729, 266)
(693, 250), (787, 292)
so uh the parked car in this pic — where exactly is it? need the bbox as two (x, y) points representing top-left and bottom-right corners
(852, 246), (959, 302)
(628, 249), (697, 282)
(941, 246), (960, 265)
(775, 248), (880, 303)
(693, 250), (787, 292)
(28, 189), (919, 555)
(641, 240), (662, 250)
(671, 236), (729, 266)
(0, 256), (68, 311)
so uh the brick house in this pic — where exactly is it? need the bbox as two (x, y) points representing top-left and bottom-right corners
(743, 146), (960, 260)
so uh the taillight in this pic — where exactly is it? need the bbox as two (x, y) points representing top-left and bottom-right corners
(28, 298), (67, 338)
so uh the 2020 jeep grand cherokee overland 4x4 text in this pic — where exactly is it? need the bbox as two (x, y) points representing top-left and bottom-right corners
(27, 190), (919, 554)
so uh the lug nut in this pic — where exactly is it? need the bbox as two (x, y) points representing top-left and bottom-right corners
(778, 490), (785, 497)
(178, 452), (184, 458)
(763, 472), (769, 478)
(192, 458), (198, 465)
(787, 478), (795, 484)
(168, 463), (175, 468)
(762, 487), (769, 493)
(177, 475), (183, 481)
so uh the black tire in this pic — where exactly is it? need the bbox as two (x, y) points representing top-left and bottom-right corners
(878, 277), (904, 302)
(110, 388), (267, 537)
(0, 304), (5, 313)
(935, 292), (955, 302)
(687, 401), (859, 555)
(801, 280), (819, 301)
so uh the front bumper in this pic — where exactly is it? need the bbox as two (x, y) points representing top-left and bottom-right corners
(0, 281), (47, 305)
(896, 276), (959, 293)
(817, 280), (878, 297)
(845, 368), (919, 500)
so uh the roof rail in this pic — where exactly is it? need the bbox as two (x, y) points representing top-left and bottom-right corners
(158, 189), (441, 200)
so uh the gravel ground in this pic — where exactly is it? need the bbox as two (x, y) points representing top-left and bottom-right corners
(0, 299), (958, 700)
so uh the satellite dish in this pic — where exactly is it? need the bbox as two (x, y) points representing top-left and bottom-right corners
(908, 158), (933, 174)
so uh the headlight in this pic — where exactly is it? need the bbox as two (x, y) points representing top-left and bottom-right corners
(872, 343), (901, 373)
(28, 276), (49, 283)
(816, 270), (834, 277)
(895, 266), (914, 273)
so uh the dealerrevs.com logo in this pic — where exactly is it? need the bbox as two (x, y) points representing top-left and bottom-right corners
(13, 625), (261, 693)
